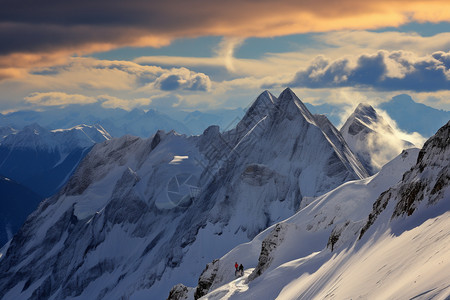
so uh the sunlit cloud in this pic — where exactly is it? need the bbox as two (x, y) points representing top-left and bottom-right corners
(287, 50), (450, 92)
(24, 92), (97, 107)
(153, 67), (212, 91)
(214, 37), (246, 72)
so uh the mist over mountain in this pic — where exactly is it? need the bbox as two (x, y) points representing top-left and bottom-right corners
(340, 103), (414, 174)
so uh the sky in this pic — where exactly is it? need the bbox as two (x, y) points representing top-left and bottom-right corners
(1, 0), (450, 115)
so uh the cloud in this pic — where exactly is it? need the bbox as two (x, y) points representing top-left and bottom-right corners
(2, 0), (450, 71)
(23, 91), (178, 111)
(154, 67), (212, 91)
(24, 92), (97, 106)
(366, 109), (426, 170)
(214, 37), (246, 72)
(25, 58), (211, 92)
(316, 31), (450, 56)
(288, 50), (450, 92)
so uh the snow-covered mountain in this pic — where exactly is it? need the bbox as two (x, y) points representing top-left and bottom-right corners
(184, 120), (449, 300)
(0, 104), (246, 137)
(0, 88), (369, 300)
(340, 103), (415, 174)
(0, 105), (191, 138)
(0, 176), (42, 247)
(0, 123), (111, 197)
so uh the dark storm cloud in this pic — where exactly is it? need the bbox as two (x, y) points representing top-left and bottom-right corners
(288, 51), (450, 92)
(1, 0), (450, 57)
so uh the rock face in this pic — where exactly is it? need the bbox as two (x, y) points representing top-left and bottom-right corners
(167, 284), (192, 300)
(247, 223), (286, 282)
(194, 259), (220, 299)
(0, 89), (370, 299)
(340, 103), (414, 174)
(360, 120), (449, 239)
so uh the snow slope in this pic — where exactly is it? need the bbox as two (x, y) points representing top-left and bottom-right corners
(191, 121), (450, 300)
(0, 88), (369, 300)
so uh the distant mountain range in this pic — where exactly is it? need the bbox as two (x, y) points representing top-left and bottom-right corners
(0, 104), (244, 137)
(0, 94), (447, 138)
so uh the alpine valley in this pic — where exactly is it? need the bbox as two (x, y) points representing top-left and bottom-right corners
(0, 89), (448, 300)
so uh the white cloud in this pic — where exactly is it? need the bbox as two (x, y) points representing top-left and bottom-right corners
(24, 92), (97, 107)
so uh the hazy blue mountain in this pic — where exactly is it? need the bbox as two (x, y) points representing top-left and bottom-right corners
(305, 102), (344, 126)
(379, 94), (450, 137)
(0, 104), (191, 138)
(0, 124), (110, 197)
(0, 176), (42, 247)
(179, 108), (245, 134)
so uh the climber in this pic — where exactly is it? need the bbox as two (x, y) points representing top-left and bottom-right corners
(239, 264), (244, 276)
(235, 262), (239, 277)
(235, 262), (238, 271)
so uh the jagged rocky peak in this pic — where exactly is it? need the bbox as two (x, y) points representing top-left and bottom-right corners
(235, 90), (278, 131)
(343, 103), (380, 136)
(340, 102), (413, 175)
(276, 87), (316, 123)
(417, 120), (449, 166)
(354, 103), (377, 120)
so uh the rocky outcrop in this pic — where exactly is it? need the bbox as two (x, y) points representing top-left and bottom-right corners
(360, 121), (449, 239)
(194, 259), (220, 299)
(167, 284), (192, 300)
(247, 223), (286, 282)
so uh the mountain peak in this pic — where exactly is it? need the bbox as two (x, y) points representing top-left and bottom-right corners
(276, 87), (316, 123)
(391, 94), (414, 105)
(354, 103), (376, 118)
(277, 87), (296, 101)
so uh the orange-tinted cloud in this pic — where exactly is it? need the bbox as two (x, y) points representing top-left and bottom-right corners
(1, 0), (449, 74)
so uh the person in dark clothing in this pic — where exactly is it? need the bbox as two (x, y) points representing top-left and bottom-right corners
(239, 264), (244, 276)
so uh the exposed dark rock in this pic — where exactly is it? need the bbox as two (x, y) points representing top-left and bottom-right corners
(167, 284), (192, 300)
(247, 223), (286, 282)
(194, 259), (220, 299)
(151, 130), (162, 150)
